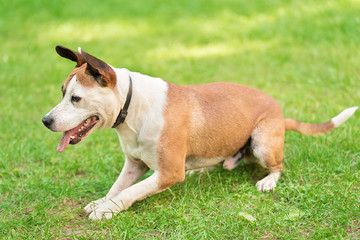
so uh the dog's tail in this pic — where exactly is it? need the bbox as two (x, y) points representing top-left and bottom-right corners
(285, 107), (358, 135)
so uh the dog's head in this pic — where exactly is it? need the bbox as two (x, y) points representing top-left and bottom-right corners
(42, 46), (121, 153)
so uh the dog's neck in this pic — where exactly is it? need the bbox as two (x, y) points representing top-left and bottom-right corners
(113, 68), (168, 135)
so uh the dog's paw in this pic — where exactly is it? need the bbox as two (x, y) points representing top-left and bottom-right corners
(256, 172), (280, 192)
(89, 209), (115, 220)
(84, 196), (107, 214)
(256, 177), (276, 192)
(88, 200), (125, 220)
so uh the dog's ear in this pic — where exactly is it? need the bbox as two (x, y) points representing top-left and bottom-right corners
(55, 45), (85, 67)
(78, 48), (117, 88)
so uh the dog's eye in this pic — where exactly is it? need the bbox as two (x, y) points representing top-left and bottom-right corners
(71, 96), (81, 103)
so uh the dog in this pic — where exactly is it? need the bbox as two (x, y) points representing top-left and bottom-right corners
(42, 45), (358, 220)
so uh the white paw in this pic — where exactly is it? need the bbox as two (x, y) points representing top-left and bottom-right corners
(256, 178), (276, 192)
(256, 172), (281, 192)
(88, 199), (126, 220)
(84, 196), (107, 214)
(89, 208), (116, 220)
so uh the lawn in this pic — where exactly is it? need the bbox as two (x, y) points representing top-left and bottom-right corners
(0, 0), (359, 238)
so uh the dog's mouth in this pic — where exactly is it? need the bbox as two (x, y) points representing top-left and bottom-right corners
(57, 116), (99, 153)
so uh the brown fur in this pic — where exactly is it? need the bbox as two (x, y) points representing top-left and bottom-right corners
(157, 82), (286, 187)
(80, 50), (117, 89)
(285, 118), (334, 135)
(62, 63), (117, 95)
(184, 82), (281, 159)
(157, 83), (189, 188)
(157, 81), (342, 183)
(50, 46), (356, 219)
(58, 44), (117, 94)
(62, 64), (93, 94)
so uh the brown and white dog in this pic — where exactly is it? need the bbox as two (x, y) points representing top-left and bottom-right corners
(42, 45), (358, 220)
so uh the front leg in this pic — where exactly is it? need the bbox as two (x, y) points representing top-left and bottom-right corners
(84, 156), (148, 214)
(89, 148), (187, 220)
(88, 171), (170, 220)
(89, 114), (189, 220)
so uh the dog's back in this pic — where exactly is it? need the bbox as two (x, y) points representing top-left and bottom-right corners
(178, 82), (283, 159)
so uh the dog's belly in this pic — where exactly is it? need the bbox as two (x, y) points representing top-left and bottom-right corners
(185, 157), (224, 170)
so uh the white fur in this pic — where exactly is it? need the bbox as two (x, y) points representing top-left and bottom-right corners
(84, 156), (149, 214)
(48, 56), (357, 219)
(331, 107), (358, 128)
(256, 171), (281, 191)
(113, 68), (168, 170)
(250, 131), (268, 169)
(84, 69), (169, 219)
(45, 66), (169, 220)
(89, 171), (161, 220)
(44, 75), (120, 132)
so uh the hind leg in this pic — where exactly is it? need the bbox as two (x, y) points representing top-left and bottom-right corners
(251, 120), (285, 192)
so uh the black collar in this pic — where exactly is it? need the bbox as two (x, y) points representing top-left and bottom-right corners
(112, 75), (133, 128)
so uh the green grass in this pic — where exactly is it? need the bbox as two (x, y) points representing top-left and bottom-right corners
(1, 0), (359, 238)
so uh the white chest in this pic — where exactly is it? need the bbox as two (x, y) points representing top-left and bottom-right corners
(118, 128), (160, 170)
(113, 69), (168, 171)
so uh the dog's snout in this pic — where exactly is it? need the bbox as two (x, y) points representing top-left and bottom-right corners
(42, 116), (54, 129)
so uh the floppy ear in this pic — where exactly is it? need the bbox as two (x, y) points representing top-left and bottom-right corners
(78, 48), (117, 88)
(55, 45), (85, 67)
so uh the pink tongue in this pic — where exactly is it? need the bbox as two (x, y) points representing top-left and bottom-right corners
(57, 125), (82, 153)
(57, 131), (72, 153)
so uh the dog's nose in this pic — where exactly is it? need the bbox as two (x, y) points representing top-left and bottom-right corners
(42, 116), (54, 129)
